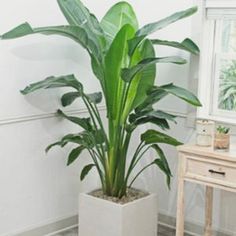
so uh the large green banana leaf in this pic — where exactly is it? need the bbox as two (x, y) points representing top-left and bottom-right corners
(121, 56), (187, 83)
(129, 6), (198, 57)
(137, 6), (197, 36)
(1, 23), (104, 84)
(149, 83), (202, 106)
(57, 0), (106, 55)
(151, 38), (199, 55)
(123, 39), (156, 116)
(104, 24), (135, 120)
(101, 1), (138, 44)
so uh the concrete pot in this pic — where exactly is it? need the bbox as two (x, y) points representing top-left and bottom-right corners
(78, 192), (158, 236)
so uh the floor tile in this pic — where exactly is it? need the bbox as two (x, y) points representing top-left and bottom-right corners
(54, 224), (192, 236)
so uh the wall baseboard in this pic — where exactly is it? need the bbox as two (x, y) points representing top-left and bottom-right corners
(5, 215), (78, 236)
(10, 213), (233, 236)
(159, 213), (232, 236)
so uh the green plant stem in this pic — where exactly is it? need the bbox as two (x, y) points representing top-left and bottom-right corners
(82, 95), (113, 194)
(93, 103), (109, 146)
(88, 149), (105, 191)
(132, 145), (151, 171)
(129, 162), (154, 188)
(125, 141), (145, 181)
(82, 96), (104, 157)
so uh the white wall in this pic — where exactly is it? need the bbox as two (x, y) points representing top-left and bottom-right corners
(1, 0), (235, 235)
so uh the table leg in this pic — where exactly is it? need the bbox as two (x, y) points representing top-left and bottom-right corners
(176, 156), (185, 236)
(204, 186), (213, 236)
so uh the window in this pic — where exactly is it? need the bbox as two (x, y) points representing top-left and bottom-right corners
(198, 0), (236, 124)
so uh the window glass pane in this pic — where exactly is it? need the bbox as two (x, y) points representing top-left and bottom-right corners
(218, 59), (236, 111)
(215, 20), (236, 113)
(222, 20), (236, 53)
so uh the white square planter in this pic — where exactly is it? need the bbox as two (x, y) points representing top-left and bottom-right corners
(78, 192), (158, 236)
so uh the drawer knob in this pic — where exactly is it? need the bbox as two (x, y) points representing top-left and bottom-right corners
(208, 169), (225, 176)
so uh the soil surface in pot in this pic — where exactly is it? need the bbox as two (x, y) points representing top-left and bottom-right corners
(90, 188), (149, 204)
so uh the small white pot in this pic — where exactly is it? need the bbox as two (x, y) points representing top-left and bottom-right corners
(78, 192), (158, 236)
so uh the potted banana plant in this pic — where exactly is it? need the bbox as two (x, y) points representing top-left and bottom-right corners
(1, 0), (201, 235)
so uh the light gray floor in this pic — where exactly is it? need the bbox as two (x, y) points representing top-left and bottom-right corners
(54, 225), (192, 236)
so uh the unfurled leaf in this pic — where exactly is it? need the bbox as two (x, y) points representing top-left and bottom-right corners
(127, 7), (198, 56)
(149, 110), (177, 123)
(1, 22), (105, 83)
(135, 90), (168, 113)
(101, 1), (138, 43)
(80, 164), (95, 181)
(135, 117), (170, 130)
(121, 57), (187, 83)
(141, 129), (182, 146)
(61, 92), (81, 107)
(67, 146), (85, 166)
(153, 158), (171, 189)
(57, 109), (92, 131)
(151, 144), (172, 175)
(150, 83), (202, 107)
(131, 110), (177, 124)
(0, 22), (33, 39)
(136, 6), (198, 36)
(1, 23), (88, 47)
(151, 38), (200, 55)
(21, 74), (82, 95)
(121, 39), (156, 122)
(45, 141), (63, 153)
(57, 0), (106, 57)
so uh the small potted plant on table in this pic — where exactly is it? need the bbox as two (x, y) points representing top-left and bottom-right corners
(0, 0), (201, 235)
(214, 125), (230, 151)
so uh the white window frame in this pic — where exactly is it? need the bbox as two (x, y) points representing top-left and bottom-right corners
(197, 0), (236, 124)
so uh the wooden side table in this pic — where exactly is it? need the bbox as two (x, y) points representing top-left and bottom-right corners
(176, 145), (236, 236)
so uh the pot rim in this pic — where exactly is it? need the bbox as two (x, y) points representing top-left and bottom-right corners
(79, 191), (157, 207)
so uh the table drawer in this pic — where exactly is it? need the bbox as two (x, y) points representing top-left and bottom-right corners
(186, 158), (236, 185)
